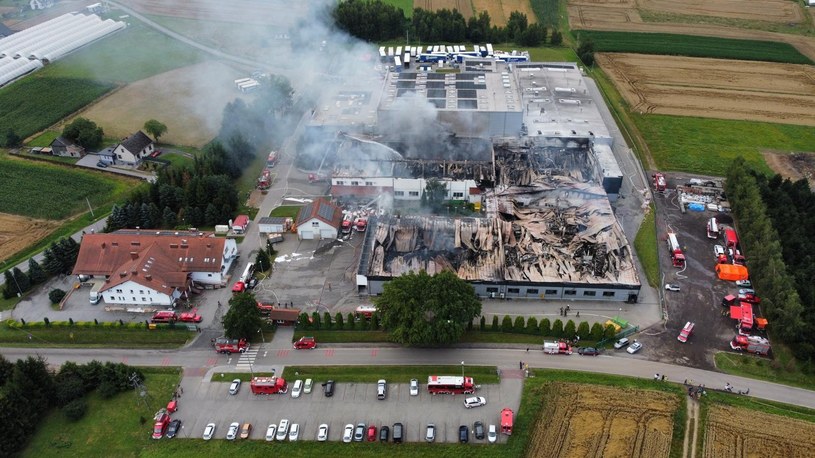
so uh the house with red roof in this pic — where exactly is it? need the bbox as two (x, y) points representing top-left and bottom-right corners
(295, 198), (342, 240)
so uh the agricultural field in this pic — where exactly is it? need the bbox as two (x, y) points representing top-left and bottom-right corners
(703, 404), (815, 457)
(0, 77), (114, 142)
(529, 383), (678, 458)
(411, 0), (538, 24)
(118, 0), (310, 27)
(597, 53), (815, 127)
(577, 31), (813, 65)
(76, 61), (246, 147)
(0, 213), (60, 264)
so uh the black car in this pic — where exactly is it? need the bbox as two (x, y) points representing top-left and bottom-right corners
(578, 347), (599, 356)
(96, 161), (108, 168)
(166, 419), (182, 439)
(459, 425), (469, 443)
(379, 425), (390, 442)
(392, 422), (403, 443)
(323, 380), (335, 397)
(473, 421), (485, 440)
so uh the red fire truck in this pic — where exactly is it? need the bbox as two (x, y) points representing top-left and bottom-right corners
(426, 375), (476, 395)
(666, 231), (685, 268)
(250, 376), (288, 395)
(653, 173), (666, 192)
(355, 305), (377, 319)
(501, 408), (514, 435)
(213, 337), (249, 354)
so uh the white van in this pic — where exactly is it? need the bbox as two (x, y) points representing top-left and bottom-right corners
(89, 281), (103, 305)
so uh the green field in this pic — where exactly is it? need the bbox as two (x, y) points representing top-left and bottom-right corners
(269, 205), (303, 219)
(530, 0), (560, 27)
(715, 348), (815, 391)
(576, 31), (814, 65)
(0, 322), (194, 348)
(380, 0), (414, 17)
(634, 204), (659, 288)
(27, 131), (61, 147)
(0, 156), (135, 219)
(0, 77), (114, 142)
(634, 115), (815, 176)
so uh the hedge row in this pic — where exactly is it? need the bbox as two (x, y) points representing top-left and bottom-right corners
(4, 319), (191, 331)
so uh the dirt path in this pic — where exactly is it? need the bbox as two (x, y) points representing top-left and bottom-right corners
(683, 397), (700, 458)
(762, 150), (815, 188)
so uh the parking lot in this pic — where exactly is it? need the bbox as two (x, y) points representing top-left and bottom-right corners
(171, 373), (522, 444)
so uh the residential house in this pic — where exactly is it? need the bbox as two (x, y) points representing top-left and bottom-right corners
(112, 130), (154, 165)
(72, 230), (238, 307)
(0, 23), (13, 39)
(49, 136), (85, 158)
(295, 198), (343, 240)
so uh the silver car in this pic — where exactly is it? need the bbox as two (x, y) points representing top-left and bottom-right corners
(229, 379), (241, 395)
(425, 423), (436, 442)
(317, 424), (329, 442)
(410, 378), (419, 396)
(202, 423), (216, 440)
(464, 396), (487, 409)
(226, 422), (239, 440)
(275, 419), (289, 441)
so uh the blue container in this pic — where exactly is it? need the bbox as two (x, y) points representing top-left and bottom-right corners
(688, 203), (705, 212)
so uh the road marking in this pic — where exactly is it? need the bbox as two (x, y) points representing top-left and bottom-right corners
(121, 356), (128, 364)
(161, 357), (171, 366)
(206, 358), (217, 366)
(371, 349), (378, 357)
(276, 349), (290, 358)
(324, 349), (335, 357)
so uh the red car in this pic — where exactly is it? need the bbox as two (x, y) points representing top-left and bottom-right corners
(738, 293), (761, 304)
(293, 336), (317, 349)
(366, 425), (377, 442)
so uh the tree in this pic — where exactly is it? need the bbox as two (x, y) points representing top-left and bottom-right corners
(49, 289), (67, 304)
(255, 249), (271, 273)
(4, 129), (21, 148)
(62, 117), (103, 149)
(374, 270), (481, 346)
(550, 30), (563, 45)
(540, 318), (551, 336)
(222, 292), (264, 339)
(480, 315), (486, 331)
(513, 316), (525, 333)
(10, 268), (30, 294)
(63, 398), (88, 422)
(143, 119), (168, 141)
(604, 324), (617, 340)
(501, 315), (513, 333)
(590, 322), (605, 341)
(577, 321), (591, 340)
(564, 320), (576, 339)
(577, 38), (595, 66)
(551, 319), (563, 337)
(323, 312), (333, 330)
(525, 317), (538, 335)
(334, 312), (344, 329)
(422, 178), (448, 212)
(346, 312), (355, 330)
(311, 312), (321, 329)
(27, 258), (47, 285)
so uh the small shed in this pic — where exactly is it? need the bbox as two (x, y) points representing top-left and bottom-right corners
(296, 198), (342, 240)
(267, 308), (300, 326)
(232, 215), (249, 234)
(258, 216), (288, 234)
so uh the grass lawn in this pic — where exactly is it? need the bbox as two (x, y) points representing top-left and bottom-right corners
(269, 205), (303, 219)
(634, 114), (815, 176)
(380, 0), (414, 17)
(0, 323), (194, 348)
(293, 330), (392, 343)
(22, 368), (181, 458)
(294, 329), (597, 346)
(210, 372), (276, 382)
(715, 347), (815, 391)
(27, 130), (60, 147)
(634, 204), (659, 288)
(281, 365), (500, 384)
(527, 46), (578, 62)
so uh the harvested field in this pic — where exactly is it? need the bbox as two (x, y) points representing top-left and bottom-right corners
(703, 405), (815, 457)
(471, 0), (537, 25)
(78, 61), (247, 148)
(529, 383), (678, 458)
(597, 53), (815, 127)
(0, 214), (60, 262)
(117, 0), (309, 26)
(414, 0), (474, 19)
(763, 151), (815, 189)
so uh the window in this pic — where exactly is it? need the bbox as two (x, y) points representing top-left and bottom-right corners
(351, 181), (359, 186)
(527, 288), (539, 294)
(365, 181), (374, 186)
(564, 290), (576, 296)
(507, 288), (520, 294)
(132, 297), (136, 302)
(129, 290), (133, 293)
(139, 290), (144, 294)
(394, 191), (404, 196)
(603, 291), (615, 297)
(453, 192), (464, 198)
(142, 297), (147, 301)
(545, 289), (558, 295)
(208, 273), (212, 277)
(583, 291), (596, 297)
(409, 191), (419, 196)
(115, 289), (123, 293)
(312, 222), (320, 227)
(336, 180), (345, 185)
(486, 287), (498, 293)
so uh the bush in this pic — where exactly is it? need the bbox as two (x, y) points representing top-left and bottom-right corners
(551, 319), (564, 338)
(372, 314), (380, 330)
(334, 312), (344, 329)
(323, 312), (332, 330)
(311, 312), (321, 330)
(63, 398), (88, 422)
(43, 317), (50, 327)
(491, 315), (499, 331)
(513, 316), (525, 333)
(604, 324), (617, 340)
(564, 320), (576, 339)
(346, 312), (355, 330)
(525, 317), (538, 335)
(49, 289), (67, 304)
(590, 322), (605, 341)
(97, 381), (119, 399)
(577, 321), (590, 340)
(501, 315), (513, 333)
(540, 318), (551, 336)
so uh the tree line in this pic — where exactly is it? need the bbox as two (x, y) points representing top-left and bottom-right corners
(334, 0), (563, 47)
(2, 237), (79, 299)
(725, 159), (811, 363)
(0, 355), (142, 456)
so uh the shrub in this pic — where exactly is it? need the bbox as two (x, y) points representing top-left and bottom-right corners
(63, 398), (88, 422)
(480, 316), (486, 331)
(371, 314), (380, 330)
(491, 315), (499, 331)
(311, 312), (321, 330)
(513, 316), (525, 333)
(49, 289), (67, 304)
(539, 318), (551, 336)
(564, 320), (576, 339)
(590, 322), (604, 341)
(501, 315), (513, 333)
(524, 317), (537, 335)
(551, 319), (564, 338)
(334, 312), (344, 329)
(604, 324), (617, 340)
(346, 312), (355, 330)
(43, 317), (50, 327)
(97, 381), (118, 399)
(577, 321), (590, 340)
(323, 312), (332, 330)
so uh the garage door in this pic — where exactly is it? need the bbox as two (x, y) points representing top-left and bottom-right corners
(320, 229), (335, 239)
(300, 230), (314, 240)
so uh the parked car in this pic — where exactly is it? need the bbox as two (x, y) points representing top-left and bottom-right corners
(275, 419), (289, 441)
(202, 422), (216, 441)
(288, 423), (300, 441)
(578, 347), (599, 356)
(226, 422), (240, 440)
(379, 425), (390, 442)
(343, 424), (354, 443)
(425, 423), (436, 442)
(265, 424), (277, 441)
(377, 379), (387, 400)
(96, 161), (108, 168)
(229, 379), (241, 395)
(613, 337), (630, 349)
(474, 421), (485, 440)
(664, 283), (681, 292)
(304, 378), (313, 394)
(367, 425), (377, 441)
(735, 279), (752, 288)
(464, 396), (487, 409)
(392, 422), (403, 443)
(459, 425), (469, 443)
(323, 380), (335, 397)
(239, 423), (252, 439)
(410, 378), (419, 396)
(354, 423), (365, 442)
(627, 341), (643, 354)
(166, 419), (181, 438)
(488, 424), (497, 443)
(291, 379), (303, 398)
(317, 424), (329, 442)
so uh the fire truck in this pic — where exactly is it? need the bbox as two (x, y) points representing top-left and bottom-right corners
(293, 336), (317, 349)
(500, 408), (514, 435)
(179, 311), (202, 323)
(706, 217), (719, 239)
(543, 341), (572, 354)
(666, 232), (685, 268)
(250, 376), (288, 395)
(355, 305), (377, 319)
(266, 151), (278, 168)
(653, 173), (666, 192)
(355, 217), (368, 232)
(341, 217), (353, 236)
(213, 337), (249, 354)
(427, 375), (476, 395)
(257, 169), (272, 191)
(677, 322), (694, 343)
(730, 334), (770, 355)
(151, 408), (171, 439)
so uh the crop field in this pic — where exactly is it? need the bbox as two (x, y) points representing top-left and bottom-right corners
(0, 213), (61, 263)
(576, 31), (813, 65)
(703, 405), (815, 457)
(471, 0), (537, 25)
(77, 61), (244, 147)
(528, 382), (678, 458)
(0, 77), (114, 141)
(414, 0), (474, 19)
(119, 0), (310, 27)
(597, 53), (815, 127)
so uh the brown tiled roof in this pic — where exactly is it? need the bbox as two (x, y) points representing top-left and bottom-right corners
(120, 130), (153, 154)
(72, 231), (226, 293)
(295, 198), (342, 228)
(267, 308), (300, 322)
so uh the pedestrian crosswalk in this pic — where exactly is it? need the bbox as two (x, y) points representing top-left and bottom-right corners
(236, 346), (260, 370)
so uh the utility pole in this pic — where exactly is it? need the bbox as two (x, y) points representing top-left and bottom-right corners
(130, 372), (152, 412)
